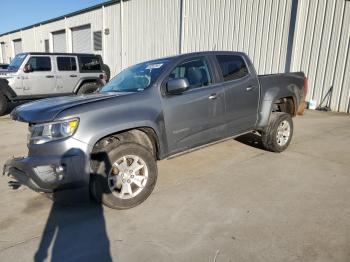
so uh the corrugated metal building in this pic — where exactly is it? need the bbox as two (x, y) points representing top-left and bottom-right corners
(0, 0), (349, 112)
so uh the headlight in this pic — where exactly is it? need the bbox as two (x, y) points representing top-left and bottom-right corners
(29, 118), (79, 145)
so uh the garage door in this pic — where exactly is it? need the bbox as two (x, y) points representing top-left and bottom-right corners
(72, 25), (92, 53)
(53, 30), (66, 52)
(1, 42), (6, 63)
(13, 39), (22, 55)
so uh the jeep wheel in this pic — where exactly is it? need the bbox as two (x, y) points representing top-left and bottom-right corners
(0, 93), (9, 116)
(90, 143), (157, 209)
(262, 112), (293, 152)
(77, 82), (101, 95)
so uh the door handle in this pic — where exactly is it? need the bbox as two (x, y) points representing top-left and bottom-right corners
(46, 75), (54, 78)
(209, 93), (217, 100)
(70, 75), (77, 77)
(246, 85), (257, 91)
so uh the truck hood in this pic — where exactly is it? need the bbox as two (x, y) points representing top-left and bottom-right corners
(11, 92), (131, 123)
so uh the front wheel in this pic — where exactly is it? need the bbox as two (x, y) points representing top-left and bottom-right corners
(261, 112), (293, 152)
(90, 143), (157, 209)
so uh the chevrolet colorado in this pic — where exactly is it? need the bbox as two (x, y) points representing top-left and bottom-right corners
(3, 51), (307, 209)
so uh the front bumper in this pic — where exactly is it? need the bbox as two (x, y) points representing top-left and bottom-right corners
(2, 137), (91, 193)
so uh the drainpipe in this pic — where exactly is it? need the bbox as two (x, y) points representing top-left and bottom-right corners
(285, 0), (299, 72)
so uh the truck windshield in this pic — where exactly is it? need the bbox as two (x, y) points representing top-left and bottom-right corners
(8, 54), (27, 71)
(101, 59), (171, 93)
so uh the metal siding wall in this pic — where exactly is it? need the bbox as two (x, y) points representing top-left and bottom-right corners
(104, 4), (122, 76)
(21, 28), (36, 52)
(292, 0), (350, 112)
(122, 0), (180, 69)
(182, 0), (293, 75)
(1, 0), (348, 112)
(39, 20), (66, 52)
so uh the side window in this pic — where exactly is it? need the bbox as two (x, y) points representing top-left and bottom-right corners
(79, 56), (101, 71)
(169, 57), (212, 90)
(216, 55), (249, 81)
(27, 56), (51, 71)
(57, 57), (77, 71)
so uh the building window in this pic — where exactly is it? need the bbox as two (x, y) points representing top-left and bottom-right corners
(93, 31), (102, 51)
(44, 39), (50, 52)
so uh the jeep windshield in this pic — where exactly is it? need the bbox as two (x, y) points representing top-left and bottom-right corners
(101, 59), (171, 93)
(8, 54), (27, 71)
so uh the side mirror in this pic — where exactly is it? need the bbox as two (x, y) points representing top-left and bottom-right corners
(166, 78), (190, 95)
(23, 64), (33, 73)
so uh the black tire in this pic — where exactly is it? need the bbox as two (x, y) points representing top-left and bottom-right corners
(102, 64), (111, 82)
(90, 142), (157, 209)
(0, 92), (9, 116)
(262, 112), (293, 152)
(77, 82), (101, 95)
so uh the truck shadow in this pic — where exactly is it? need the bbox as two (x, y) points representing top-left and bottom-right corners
(234, 132), (266, 151)
(34, 150), (113, 262)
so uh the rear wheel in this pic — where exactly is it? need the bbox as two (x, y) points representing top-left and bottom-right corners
(90, 143), (157, 209)
(262, 112), (293, 152)
(77, 82), (101, 95)
(0, 93), (9, 116)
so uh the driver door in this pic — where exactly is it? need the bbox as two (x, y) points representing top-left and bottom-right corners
(22, 56), (56, 95)
(162, 56), (226, 154)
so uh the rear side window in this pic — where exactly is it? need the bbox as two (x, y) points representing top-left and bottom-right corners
(57, 57), (77, 71)
(216, 55), (249, 81)
(79, 56), (101, 71)
(27, 56), (51, 71)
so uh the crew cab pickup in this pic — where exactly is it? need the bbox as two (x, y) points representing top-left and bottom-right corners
(3, 51), (307, 209)
(0, 52), (109, 116)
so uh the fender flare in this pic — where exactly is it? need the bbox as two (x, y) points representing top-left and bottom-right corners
(73, 77), (104, 94)
(256, 86), (298, 130)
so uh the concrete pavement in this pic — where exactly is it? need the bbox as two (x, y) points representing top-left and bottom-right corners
(0, 110), (349, 262)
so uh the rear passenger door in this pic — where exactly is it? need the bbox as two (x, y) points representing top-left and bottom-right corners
(162, 56), (226, 153)
(22, 56), (56, 95)
(215, 54), (260, 135)
(55, 56), (79, 93)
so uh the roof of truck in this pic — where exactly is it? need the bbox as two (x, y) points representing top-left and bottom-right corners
(17, 52), (101, 56)
(141, 51), (247, 63)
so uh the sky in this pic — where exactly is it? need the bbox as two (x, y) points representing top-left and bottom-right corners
(0, 0), (109, 34)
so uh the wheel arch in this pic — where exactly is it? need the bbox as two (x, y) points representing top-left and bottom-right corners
(74, 77), (104, 94)
(91, 126), (162, 160)
(256, 95), (297, 131)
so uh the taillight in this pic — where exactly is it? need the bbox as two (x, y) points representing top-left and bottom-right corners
(304, 77), (308, 97)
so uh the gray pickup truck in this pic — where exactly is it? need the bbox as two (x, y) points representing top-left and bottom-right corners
(0, 52), (108, 116)
(3, 51), (307, 209)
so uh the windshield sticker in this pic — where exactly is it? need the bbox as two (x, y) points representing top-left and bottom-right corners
(146, 63), (163, 70)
